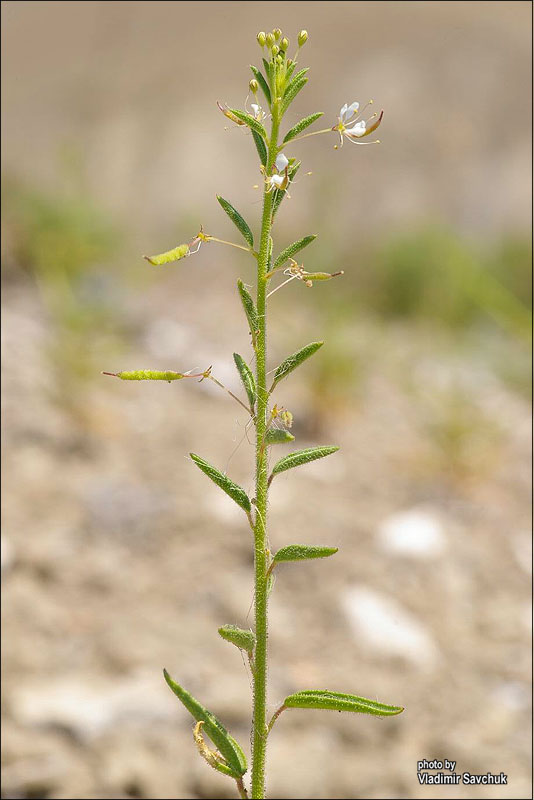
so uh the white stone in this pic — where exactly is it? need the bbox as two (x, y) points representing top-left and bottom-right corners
(377, 507), (446, 558)
(340, 585), (439, 669)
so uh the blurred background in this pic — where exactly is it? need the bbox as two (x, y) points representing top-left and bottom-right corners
(1, 2), (532, 798)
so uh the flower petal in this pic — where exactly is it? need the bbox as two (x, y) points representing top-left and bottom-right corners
(275, 153), (289, 173)
(345, 120), (367, 138)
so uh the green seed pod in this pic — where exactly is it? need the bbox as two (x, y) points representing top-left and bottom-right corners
(298, 30), (309, 46)
(272, 28), (282, 40)
(265, 32), (275, 48)
(257, 31), (266, 47)
(218, 625), (255, 653)
(116, 370), (185, 381)
(144, 243), (189, 265)
(249, 78), (259, 94)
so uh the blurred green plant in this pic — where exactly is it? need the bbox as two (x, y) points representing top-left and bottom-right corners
(3, 175), (122, 412)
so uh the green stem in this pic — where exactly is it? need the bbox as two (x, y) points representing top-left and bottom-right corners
(251, 106), (280, 800)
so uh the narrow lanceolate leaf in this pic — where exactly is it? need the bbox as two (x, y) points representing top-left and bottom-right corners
(237, 280), (259, 342)
(282, 77), (308, 114)
(262, 57), (273, 86)
(273, 160), (301, 217)
(144, 244), (189, 265)
(273, 235), (317, 269)
(108, 370), (185, 381)
(270, 446), (339, 481)
(218, 625), (255, 653)
(250, 65), (271, 106)
(283, 68), (309, 99)
(271, 341), (323, 389)
(283, 112), (324, 143)
(251, 129), (267, 166)
(233, 353), (256, 409)
(273, 544), (338, 563)
(283, 690), (404, 717)
(228, 108), (267, 140)
(163, 670), (247, 777)
(190, 453), (251, 513)
(265, 429), (295, 445)
(216, 196), (254, 248)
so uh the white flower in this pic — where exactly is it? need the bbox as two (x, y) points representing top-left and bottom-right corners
(333, 101), (383, 146)
(251, 103), (266, 121)
(265, 152), (290, 192)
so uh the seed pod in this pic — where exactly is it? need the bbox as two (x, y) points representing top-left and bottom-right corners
(218, 625), (255, 653)
(106, 370), (185, 381)
(144, 244), (189, 265)
(284, 689), (404, 717)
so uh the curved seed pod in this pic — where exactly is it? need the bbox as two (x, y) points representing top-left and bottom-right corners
(218, 625), (256, 653)
(190, 453), (251, 513)
(283, 112), (323, 143)
(233, 353), (256, 408)
(284, 689), (404, 717)
(251, 129), (267, 166)
(271, 341), (323, 389)
(270, 446), (339, 481)
(109, 370), (185, 381)
(237, 280), (259, 343)
(250, 65), (271, 106)
(144, 244), (189, 265)
(228, 108), (267, 140)
(216, 196), (254, 248)
(163, 670), (247, 777)
(273, 544), (338, 563)
(265, 429), (295, 445)
(273, 235), (316, 269)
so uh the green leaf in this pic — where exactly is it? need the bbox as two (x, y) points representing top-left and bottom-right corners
(237, 280), (259, 343)
(233, 353), (256, 409)
(281, 69), (309, 114)
(250, 65), (271, 106)
(218, 624), (255, 653)
(283, 689), (404, 717)
(271, 341), (323, 389)
(228, 108), (267, 140)
(283, 112), (324, 143)
(265, 429), (295, 445)
(144, 243), (189, 265)
(270, 446), (339, 481)
(163, 670), (247, 777)
(273, 160), (301, 217)
(286, 60), (297, 80)
(251, 129), (267, 166)
(262, 57), (273, 85)
(190, 453), (251, 513)
(273, 544), (338, 563)
(216, 196), (254, 248)
(273, 235), (317, 269)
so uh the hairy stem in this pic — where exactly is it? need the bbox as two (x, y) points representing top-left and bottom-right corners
(251, 106), (281, 800)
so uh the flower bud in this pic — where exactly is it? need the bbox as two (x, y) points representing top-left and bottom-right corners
(265, 32), (275, 48)
(298, 30), (308, 46)
(281, 37), (289, 51)
(257, 31), (266, 46)
(249, 79), (259, 94)
(271, 44), (279, 57)
(273, 28), (282, 40)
